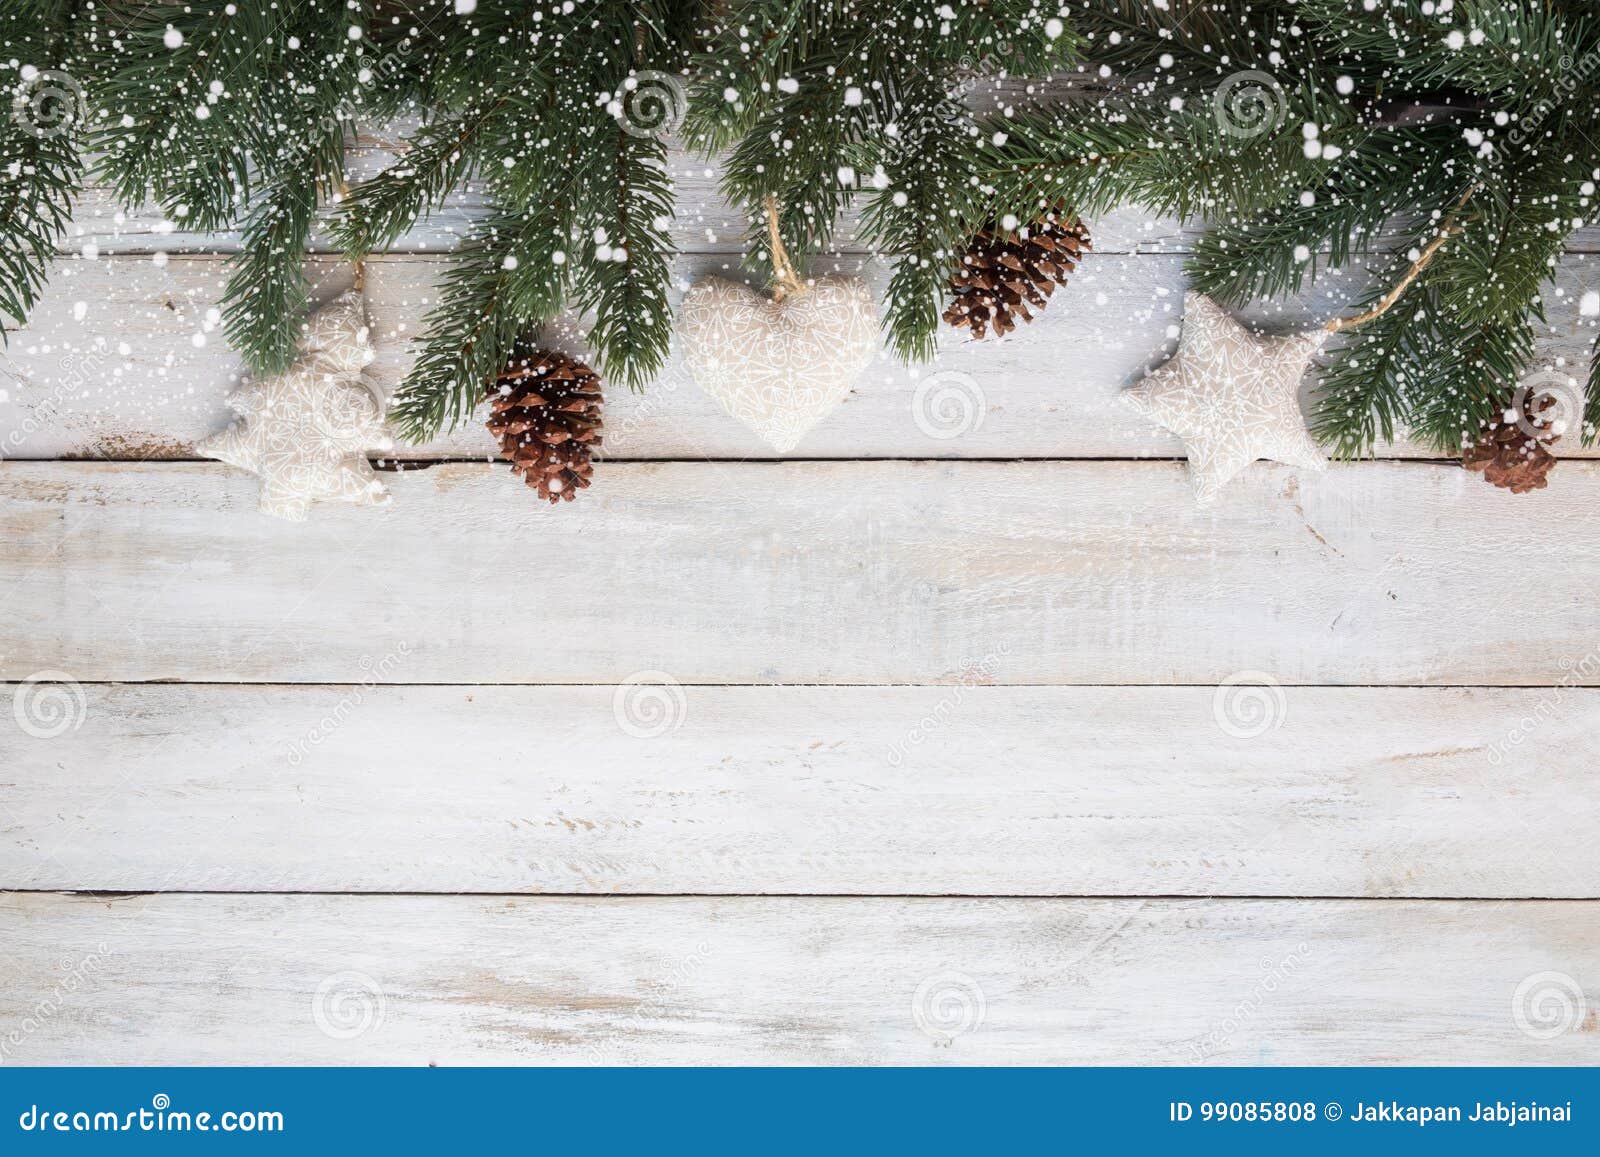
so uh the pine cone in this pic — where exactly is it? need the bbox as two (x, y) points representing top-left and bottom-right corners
(1462, 393), (1560, 494)
(944, 208), (1091, 340)
(486, 348), (603, 503)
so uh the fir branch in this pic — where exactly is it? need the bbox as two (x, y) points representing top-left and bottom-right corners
(1313, 279), (1446, 458)
(571, 127), (677, 390)
(334, 102), (499, 258)
(91, 0), (372, 368)
(1187, 126), (1470, 306)
(223, 158), (332, 375)
(1298, 0), (1594, 110)
(1588, 335), (1600, 446)
(857, 77), (989, 361)
(1073, 0), (1312, 86)
(389, 212), (566, 442)
(977, 87), (1355, 227)
(93, 1), (301, 230)
(688, 0), (1078, 265)
(1008, 1), (1600, 457)
(384, 1), (697, 437)
(1325, 188), (1477, 335)
(0, 0), (86, 333)
(1430, 137), (1593, 329)
(1406, 313), (1536, 452)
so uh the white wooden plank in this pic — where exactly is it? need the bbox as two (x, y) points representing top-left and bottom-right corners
(2, 893), (1594, 1064)
(2, 459), (1599, 686)
(4, 253), (1597, 461)
(1, 684), (1593, 897)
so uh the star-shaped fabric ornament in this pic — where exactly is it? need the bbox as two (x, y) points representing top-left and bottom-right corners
(1122, 292), (1327, 506)
(199, 291), (394, 521)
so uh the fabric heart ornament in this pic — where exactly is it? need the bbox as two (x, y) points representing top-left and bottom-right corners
(678, 274), (879, 453)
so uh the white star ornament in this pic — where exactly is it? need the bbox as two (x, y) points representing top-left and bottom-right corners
(1121, 292), (1327, 506)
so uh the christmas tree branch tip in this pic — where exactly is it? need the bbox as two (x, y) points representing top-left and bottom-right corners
(1324, 185), (1480, 336)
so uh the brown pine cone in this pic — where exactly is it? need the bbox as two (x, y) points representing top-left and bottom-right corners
(944, 208), (1091, 340)
(486, 347), (603, 503)
(1462, 393), (1560, 494)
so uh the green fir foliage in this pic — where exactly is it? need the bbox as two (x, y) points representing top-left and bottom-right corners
(0, 1), (1595, 455)
(0, 0), (85, 334)
(976, 0), (1600, 453)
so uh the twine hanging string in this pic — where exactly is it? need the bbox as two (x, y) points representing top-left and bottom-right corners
(764, 194), (805, 302)
(1324, 184), (1478, 335)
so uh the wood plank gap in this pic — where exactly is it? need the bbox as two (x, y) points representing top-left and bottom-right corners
(6, 679), (1599, 689)
(12, 890), (1599, 902)
(31, 454), (1479, 466)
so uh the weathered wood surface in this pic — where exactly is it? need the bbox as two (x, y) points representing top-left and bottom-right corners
(4, 252), (1595, 462)
(3, 893), (1595, 1065)
(7, 108), (1600, 1068)
(1, 684), (1592, 897)
(2, 459), (1598, 686)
